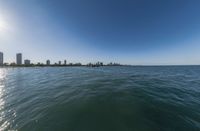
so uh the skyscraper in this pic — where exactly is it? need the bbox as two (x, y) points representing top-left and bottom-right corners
(64, 60), (67, 65)
(16, 53), (22, 65)
(46, 60), (50, 65)
(0, 52), (3, 66)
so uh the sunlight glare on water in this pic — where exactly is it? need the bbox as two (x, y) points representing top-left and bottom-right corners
(0, 69), (10, 131)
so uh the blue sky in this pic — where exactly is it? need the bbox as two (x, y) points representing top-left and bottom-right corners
(0, 0), (200, 65)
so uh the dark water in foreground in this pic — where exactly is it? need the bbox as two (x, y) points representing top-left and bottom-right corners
(0, 66), (200, 131)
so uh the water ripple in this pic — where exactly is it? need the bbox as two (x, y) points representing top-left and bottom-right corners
(0, 66), (200, 131)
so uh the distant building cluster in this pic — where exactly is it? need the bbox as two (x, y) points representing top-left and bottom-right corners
(0, 52), (68, 66)
(0, 51), (121, 67)
(1, 52), (30, 66)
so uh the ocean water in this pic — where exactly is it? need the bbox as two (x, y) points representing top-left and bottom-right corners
(0, 66), (200, 131)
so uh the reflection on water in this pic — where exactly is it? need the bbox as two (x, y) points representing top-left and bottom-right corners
(0, 69), (8, 130)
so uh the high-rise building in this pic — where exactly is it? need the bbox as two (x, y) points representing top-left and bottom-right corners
(16, 53), (22, 65)
(59, 61), (61, 65)
(0, 52), (3, 66)
(64, 60), (67, 65)
(24, 59), (30, 65)
(46, 60), (50, 65)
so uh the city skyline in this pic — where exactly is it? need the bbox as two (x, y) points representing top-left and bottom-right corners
(0, 52), (68, 65)
(0, 51), (113, 66)
(1, 0), (200, 65)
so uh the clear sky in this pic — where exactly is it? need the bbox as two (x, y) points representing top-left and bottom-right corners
(0, 0), (200, 65)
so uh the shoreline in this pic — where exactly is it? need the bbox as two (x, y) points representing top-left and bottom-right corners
(0, 65), (200, 68)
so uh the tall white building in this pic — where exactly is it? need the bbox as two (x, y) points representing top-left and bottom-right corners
(0, 52), (3, 66)
(16, 53), (22, 65)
